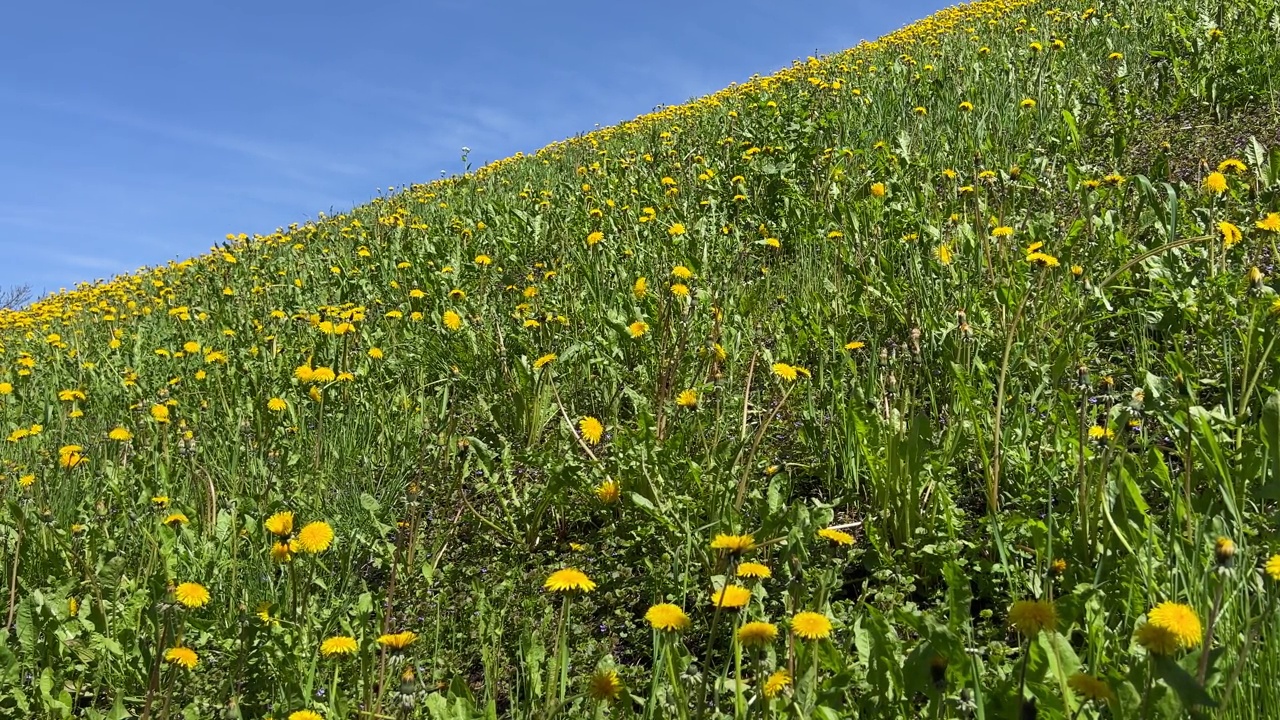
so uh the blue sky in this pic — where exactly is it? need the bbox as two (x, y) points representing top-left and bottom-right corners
(0, 0), (945, 296)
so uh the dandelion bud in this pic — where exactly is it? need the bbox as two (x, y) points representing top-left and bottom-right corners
(1248, 266), (1265, 288)
(1077, 365), (1089, 387)
(878, 347), (889, 367)
(910, 327), (922, 359)
(887, 373), (898, 393)
(1214, 536), (1236, 567)
(400, 666), (417, 696)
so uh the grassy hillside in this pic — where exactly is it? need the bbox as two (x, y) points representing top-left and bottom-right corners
(5, 0), (1280, 717)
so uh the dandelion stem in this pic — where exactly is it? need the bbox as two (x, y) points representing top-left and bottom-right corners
(1196, 573), (1227, 685)
(732, 617), (745, 719)
(734, 384), (794, 514)
(697, 601), (727, 720)
(990, 270), (1044, 512)
(3, 519), (21, 631)
(557, 596), (573, 705)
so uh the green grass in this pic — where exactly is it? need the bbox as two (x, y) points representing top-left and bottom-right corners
(4, 0), (1280, 717)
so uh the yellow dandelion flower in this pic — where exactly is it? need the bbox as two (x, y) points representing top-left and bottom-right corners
(1257, 213), (1280, 233)
(1008, 599), (1056, 636)
(737, 562), (771, 579)
(1215, 536), (1236, 566)
(174, 582), (211, 609)
(150, 404), (171, 423)
(377, 631), (418, 651)
(289, 711), (323, 720)
(711, 533), (756, 554)
(1088, 425), (1114, 441)
(533, 353), (557, 370)
(1204, 172), (1228, 194)
(320, 636), (358, 658)
(594, 479), (620, 504)
(628, 321), (649, 338)
(57, 443), (87, 466)
(18, 474), (35, 488)
(267, 397), (288, 412)
(870, 182), (886, 197)
(163, 513), (189, 527)
(587, 669), (623, 702)
(1020, 98), (1037, 109)
(474, 254), (492, 265)
(294, 365), (315, 382)
(818, 527), (854, 546)
(108, 426), (133, 441)
(958, 100), (974, 112)
(255, 602), (278, 625)
(1218, 159), (1246, 174)
(633, 277), (647, 298)
(586, 230), (604, 246)
(676, 389), (698, 408)
(764, 669), (791, 698)
(265, 511), (294, 537)
(711, 584), (751, 609)
(1219, 221), (1242, 247)
(271, 541), (294, 563)
(771, 363), (799, 381)
(545, 568), (596, 594)
(579, 416), (604, 444)
(57, 389), (86, 402)
(310, 367), (336, 383)
(1264, 555), (1280, 580)
(1027, 251), (1060, 268)
(791, 611), (832, 640)
(737, 621), (778, 646)
(645, 603), (690, 632)
(670, 283), (689, 297)
(934, 243), (953, 265)
(442, 310), (463, 331)
(668, 223), (687, 237)
(1137, 602), (1202, 655)
(294, 521), (334, 553)
(165, 646), (198, 670)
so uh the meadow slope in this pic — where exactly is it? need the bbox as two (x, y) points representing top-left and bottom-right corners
(4, 0), (1280, 718)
